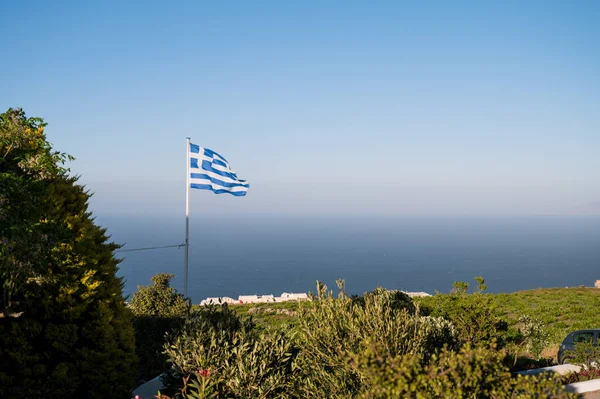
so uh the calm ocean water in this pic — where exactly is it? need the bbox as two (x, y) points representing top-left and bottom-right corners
(96, 215), (600, 302)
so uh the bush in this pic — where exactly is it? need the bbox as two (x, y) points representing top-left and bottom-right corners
(129, 273), (188, 318)
(518, 315), (551, 359)
(358, 286), (416, 313)
(162, 304), (296, 398)
(291, 280), (458, 398)
(565, 340), (600, 370)
(419, 278), (510, 348)
(130, 273), (190, 383)
(355, 344), (576, 398)
(0, 109), (136, 399)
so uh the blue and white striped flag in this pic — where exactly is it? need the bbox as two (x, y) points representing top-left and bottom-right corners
(189, 143), (249, 196)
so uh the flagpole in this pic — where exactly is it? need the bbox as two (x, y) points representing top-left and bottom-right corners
(184, 137), (190, 297)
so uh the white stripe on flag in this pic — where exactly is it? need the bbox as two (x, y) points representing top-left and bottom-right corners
(189, 144), (249, 196)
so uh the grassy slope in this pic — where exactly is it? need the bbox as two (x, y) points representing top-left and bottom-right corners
(491, 287), (600, 345)
(216, 301), (301, 330)
(220, 288), (600, 356)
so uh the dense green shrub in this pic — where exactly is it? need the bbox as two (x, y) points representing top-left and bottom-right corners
(0, 108), (137, 399)
(563, 341), (600, 384)
(130, 273), (189, 383)
(419, 278), (510, 348)
(292, 280), (459, 398)
(355, 286), (416, 313)
(562, 341), (600, 384)
(565, 340), (600, 370)
(355, 344), (575, 398)
(163, 304), (296, 398)
(130, 273), (188, 317)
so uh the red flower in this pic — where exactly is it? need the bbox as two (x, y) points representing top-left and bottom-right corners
(196, 368), (211, 377)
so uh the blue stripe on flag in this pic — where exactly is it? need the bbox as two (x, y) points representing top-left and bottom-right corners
(212, 158), (228, 168)
(203, 148), (228, 163)
(190, 173), (248, 188)
(190, 183), (248, 196)
(201, 160), (241, 180)
(188, 142), (249, 196)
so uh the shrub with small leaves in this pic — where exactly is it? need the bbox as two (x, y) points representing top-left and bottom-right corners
(162, 304), (296, 399)
(420, 278), (510, 348)
(354, 344), (576, 399)
(292, 280), (459, 398)
(518, 315), (551, 359)
(129, 273), (188, 318)
(565, 340), (600, 371)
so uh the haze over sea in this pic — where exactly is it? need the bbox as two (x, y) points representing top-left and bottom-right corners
(97, 214), (600, 302)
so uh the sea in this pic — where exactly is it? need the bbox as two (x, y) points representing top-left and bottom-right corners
(96, 215), (600, 303)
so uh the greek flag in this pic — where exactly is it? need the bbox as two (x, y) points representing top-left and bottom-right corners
(189, 143), (249, 196)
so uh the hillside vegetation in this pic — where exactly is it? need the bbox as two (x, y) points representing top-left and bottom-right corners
(230, 286), (600, 357)
(143, 279), (584, 399)
(492, 287), (600, 344)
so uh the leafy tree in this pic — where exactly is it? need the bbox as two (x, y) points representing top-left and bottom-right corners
(0, 108), (72, 317)
(129, 273), (189, 383)
(129, 273), (188, 317)
(421, 278), (510, 349)
(0, 108), (136, 399)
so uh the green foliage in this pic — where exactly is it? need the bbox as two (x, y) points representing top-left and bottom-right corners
(361, 286), (416, 313)
(474, 276), (487, 293)
(562, 368), (600, 384)
(517, 315), (551, 359)
(224, 300), (301, 331)
(163, 304), (296, 398)
(489, 287), (600, 348)
(0, 108), (72, 316)
(291, 280), (459, 398)
(0, 107), (72, 178)
(416, 287), (600, 362)
(420, 279), (509, 348)
(565, 340), (600, 370)
(562, 340), (600, 383)
(131, 273), (189, 384)
(354, 344), (575, 399)
(0, 108), (136, 399)
(452, 280), (470, 294)
(130, 273), (189, 318)
(158, 281), (576, 399)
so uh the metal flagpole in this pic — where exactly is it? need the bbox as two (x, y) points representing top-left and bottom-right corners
(184, 137), (191, 297)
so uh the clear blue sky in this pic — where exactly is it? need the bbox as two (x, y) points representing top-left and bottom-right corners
(2, 1), (599, 217)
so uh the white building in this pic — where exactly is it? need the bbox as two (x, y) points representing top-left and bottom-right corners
(279, 292), (309, 301)
(199, 292), (309, 305)
(199, 296), (237, 306)
(402, 291), (431, 298)
(238, 294), (276, 303)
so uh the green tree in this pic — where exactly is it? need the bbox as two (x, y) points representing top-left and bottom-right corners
(129, 273), (189, 383)
(422, 278), (510, 349)
(0, 108), (137, 399)
(0, 108), (71, 317)
(129, 273), (188, 317)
